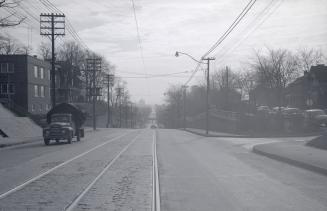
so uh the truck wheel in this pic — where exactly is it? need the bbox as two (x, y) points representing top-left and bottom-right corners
(67, 134), (72, 144)
(44, 139), (50, 145)
(76, 131), (81, 142)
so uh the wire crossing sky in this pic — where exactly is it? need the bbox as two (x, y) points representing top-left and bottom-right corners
(3, 0), (327, 104)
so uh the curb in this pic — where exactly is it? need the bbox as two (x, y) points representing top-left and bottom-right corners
(252, 145), (327, 176)
(0, 137), (43, 148)
(0, 128), (96, 149)
(184, 129), (323, 139)
(184, 129), (248, 138)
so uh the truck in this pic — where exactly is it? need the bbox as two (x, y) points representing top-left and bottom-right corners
(43, 103), (86, 145)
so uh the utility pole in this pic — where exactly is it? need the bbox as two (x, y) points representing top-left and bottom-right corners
(226, 66), (229, 109)
(105, 74), (114, 128)
(182, 85), (188, 130)
(125, 102), (128, 128)
(86, 58), (102, 131)
(116, 87), (124, 128)
(202, 57), (215, 136)
(130, 103), (134, 128)
(40, 13), (65, 108)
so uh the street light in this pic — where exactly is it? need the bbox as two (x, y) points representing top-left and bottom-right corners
(175, 51), (205, 64)
(175, 51), (215, 136)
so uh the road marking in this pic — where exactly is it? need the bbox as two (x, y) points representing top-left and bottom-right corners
(65, 130), (143, 211)
(152, 130), (161, 211)
(0, 130), (135, 200)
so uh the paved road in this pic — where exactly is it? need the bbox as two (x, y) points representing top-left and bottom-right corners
(156, 130), (327, 211)
(0, 129), (326, 210)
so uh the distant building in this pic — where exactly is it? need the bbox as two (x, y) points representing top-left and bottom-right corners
(0, 55), (51, 115)
(249, 85), (280, 107)
(55, 60), (86, 104)
(285, 64), (327, 109)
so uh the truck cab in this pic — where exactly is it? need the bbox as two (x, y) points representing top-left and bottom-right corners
(43, 103), (85, 145)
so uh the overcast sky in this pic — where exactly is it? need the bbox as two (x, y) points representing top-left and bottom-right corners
(4, 0), (327, 104)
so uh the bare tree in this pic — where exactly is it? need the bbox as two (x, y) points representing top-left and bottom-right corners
(235, 70), (256, 100)
(39, 42), (51, 60)
(0, 0), (25, 27)
(296, 47), (325, 72)
(251, 48), (299, 106)
(0, 34), (25, 54)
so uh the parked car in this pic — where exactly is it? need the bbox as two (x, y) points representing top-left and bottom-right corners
(281, 108), (304, 132)
(303, 109), (327, 130)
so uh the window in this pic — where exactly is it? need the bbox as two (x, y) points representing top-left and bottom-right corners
(0, 63), (14, 73)
(40, 104), (43, 112)
(34, 66), (38, 78)
(46, 104), (51, 111)
(8, 84), (15, 94)
(1, 84), (7, 94)
(8, 64), (14, 73)
(48, 70), (51, 80)
(1, 63), (6, 73)
(0, 83), (14, 94)
(31, 104), (35, 112)
(34, 85), (38, 97)
(40, 86), (44, 97)
(40, 67), (44, 79)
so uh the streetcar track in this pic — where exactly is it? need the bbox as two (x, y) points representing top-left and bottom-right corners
(64, 131), (143, 211)
(152, 130), (161, 211)
(0, 130), (135, 200)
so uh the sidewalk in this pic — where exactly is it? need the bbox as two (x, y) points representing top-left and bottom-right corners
(0, 136), (43, 148)
(185, 128), (327, 176)
(0, 127), (94, 148)
(253, 140), (327, 176)
(185, 128), (247, 138)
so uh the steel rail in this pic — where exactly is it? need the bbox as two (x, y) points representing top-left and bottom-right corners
(0, 130), (135, 200)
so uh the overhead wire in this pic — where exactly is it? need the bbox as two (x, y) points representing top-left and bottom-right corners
(183, 0), (258, 86)
(202, 0), (257, 58)
(37, 0), (90, 50)
(117, 70), (189, 76)
(214, 0), (284, 64)
(130, 0), (147, 75)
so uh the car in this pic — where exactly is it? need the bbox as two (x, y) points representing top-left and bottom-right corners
(150, 125), (157, 129)
(303, 109), (327, 130)
(281, 108), (303, 132)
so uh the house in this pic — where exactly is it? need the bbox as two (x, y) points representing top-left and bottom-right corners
(0, 55), (51, 115)
(285, 64), (327, 109)
(249, 85), (280, 107)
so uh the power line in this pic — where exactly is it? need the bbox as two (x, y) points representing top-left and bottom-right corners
(203, 0), (257, 58)
(130, 0), (147, 74)
(37, 0), (90, 50)
(117, 70), (189, 76)
(183, 0), (258, 86)
(214, 0), (283, 63)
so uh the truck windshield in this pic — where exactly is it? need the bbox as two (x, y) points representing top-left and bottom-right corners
(51, 116), (70, 123)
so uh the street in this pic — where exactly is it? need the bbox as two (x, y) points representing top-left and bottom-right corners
(0, 129), (327, 210)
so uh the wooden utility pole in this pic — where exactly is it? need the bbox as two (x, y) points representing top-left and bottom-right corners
(116, 87), (124, 128)
(40, 13), (65, 108)
(202, 57), (215, 136)
(86, 58), (102, 131)
(182, 85), (188, 130)
(105, 74), (114, 128)
(226, 66), (229, 109)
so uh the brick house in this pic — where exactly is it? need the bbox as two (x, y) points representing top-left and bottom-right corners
(0, 55), (51, 115)
(285, 64), (327, 109)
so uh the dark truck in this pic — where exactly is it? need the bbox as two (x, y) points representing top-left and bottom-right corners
(43, 103), (86, 145)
